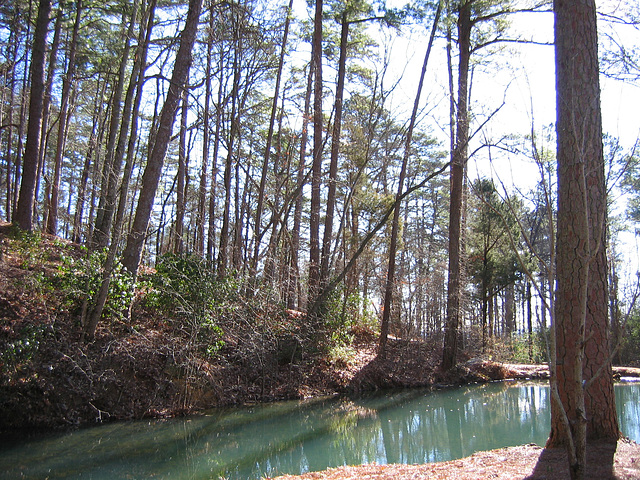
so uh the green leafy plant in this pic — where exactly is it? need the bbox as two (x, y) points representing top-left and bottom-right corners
(488, 329), (549, 364)
(326, 289), (378, 341)
(54, 248), (134, 322)
(0, 323), (50, 373)
(10, 228), (46, 269)
(148, 253), (233, 356)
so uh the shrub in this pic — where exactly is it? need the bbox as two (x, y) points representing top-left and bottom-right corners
(0, 323), (50, 373)
(10, 228), (46, 269)
(147, 253), (232, 356)
(487, 329), (550, 364)
(54, 248), (134, 322)
(322, 289), (378, 361)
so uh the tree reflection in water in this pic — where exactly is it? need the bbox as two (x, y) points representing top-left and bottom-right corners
(1, 381), (638, 479)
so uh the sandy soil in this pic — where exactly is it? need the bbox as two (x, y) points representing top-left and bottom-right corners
(270, 439), (640, 480)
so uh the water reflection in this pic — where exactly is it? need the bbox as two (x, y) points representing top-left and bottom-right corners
(0, 381), (637, 479)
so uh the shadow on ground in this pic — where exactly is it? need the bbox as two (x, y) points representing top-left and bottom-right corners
(526, 441), (617, 479)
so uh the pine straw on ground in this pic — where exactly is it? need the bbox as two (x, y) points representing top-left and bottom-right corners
(270, 439), (640, 480)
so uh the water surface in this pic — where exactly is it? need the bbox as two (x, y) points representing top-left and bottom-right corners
(1, 381), (638, 479)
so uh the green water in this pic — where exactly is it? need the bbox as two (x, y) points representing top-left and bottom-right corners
(1, 381), (638, 479)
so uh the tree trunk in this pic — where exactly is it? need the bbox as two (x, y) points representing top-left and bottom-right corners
(207, 37), (225, 260)
(173, 78), (189, 253)
(581, 0), (619, 442)
(1, 10), (26, 222)
(319, 11), (349, 287)
(379, 1), (441, 358)
(308, 0), (324, 310)
(194, 5), (214, 256)
(93, 2), (138, 249)
(122, 0), (203, 275)
(289, 60), (314, 309)
(46, 0), (82, 236)
(14, 0), (51, 232)
(527, 280), (533, 361)
(442, 0), (471, 370)
(253, 0), (294, 273)
(217, 39), (241, 278)
(548, 0), (617, 477)
(73, 78), (106, 244)
(82, 0), (157, 340)
(35, 8), (62, 227)
(207, 39), (225, 261)
(12, 22), (31, 224)
(608, 250), (621, 365)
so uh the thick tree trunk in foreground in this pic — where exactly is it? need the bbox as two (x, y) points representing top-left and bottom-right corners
(122, 0), (203, 275)
(14, 0), (51, 232)
(548, 0), (618, 477)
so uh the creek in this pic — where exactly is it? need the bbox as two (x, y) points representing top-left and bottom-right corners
(1, 380), (638, 479)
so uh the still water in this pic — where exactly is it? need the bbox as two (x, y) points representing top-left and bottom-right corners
(1, 381), (638, 479)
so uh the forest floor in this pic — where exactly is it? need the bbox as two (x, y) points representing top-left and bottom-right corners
(270, 439), (640, 479)
(1, 224), (640, 478)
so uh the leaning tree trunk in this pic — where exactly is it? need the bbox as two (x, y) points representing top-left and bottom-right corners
(379, 1), (441, 358)
(93, 1), (139, 249)
(82, 0), (157, 341)
(122, 0), (203, 275)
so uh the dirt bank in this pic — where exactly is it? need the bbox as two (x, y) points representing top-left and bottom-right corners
(1, 224), (639, 434)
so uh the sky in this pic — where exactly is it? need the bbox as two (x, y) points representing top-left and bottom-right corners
(288, 0), (640, 292)
(379, 1), (640, 290)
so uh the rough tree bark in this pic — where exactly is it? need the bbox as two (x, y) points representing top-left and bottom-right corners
(308, 0), (324, 315)
(547, 0), (618, 478)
